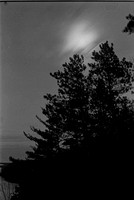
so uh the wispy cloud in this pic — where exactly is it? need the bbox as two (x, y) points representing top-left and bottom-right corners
(62, 20), (98, 54)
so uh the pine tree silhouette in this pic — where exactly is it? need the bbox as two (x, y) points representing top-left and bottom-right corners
(19, 41), (134, 165)
(87, 41), (134, 161)
(2, 41), (134, 200)
(23, 54), (91, 162)
(7, 41), (134, 164)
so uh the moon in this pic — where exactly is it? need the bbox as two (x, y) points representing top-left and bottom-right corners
(63, 20), (98, 53)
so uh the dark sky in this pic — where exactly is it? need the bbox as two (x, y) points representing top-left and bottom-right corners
(1, 2), (134, 162)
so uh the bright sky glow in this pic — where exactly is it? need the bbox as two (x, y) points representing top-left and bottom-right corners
(63, 21), (98, 53)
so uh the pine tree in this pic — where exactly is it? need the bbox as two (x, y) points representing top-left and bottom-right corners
(24, 54), (91, 161)
(2, 42), (134, 200)
(87, 41), (134, 157)
(23, 41), (134, 162)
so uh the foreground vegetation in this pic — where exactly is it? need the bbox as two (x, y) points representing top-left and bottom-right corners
(1, 36), (134, 198)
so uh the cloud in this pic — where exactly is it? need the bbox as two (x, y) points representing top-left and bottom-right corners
(62, 19), (99, 54)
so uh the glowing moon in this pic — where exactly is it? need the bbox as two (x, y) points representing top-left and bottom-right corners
(63, 21), (98, 53)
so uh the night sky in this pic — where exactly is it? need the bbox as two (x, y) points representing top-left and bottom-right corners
(1, 2), (134, 162)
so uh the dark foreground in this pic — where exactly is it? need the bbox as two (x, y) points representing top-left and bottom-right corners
(1, 137), (133, 199)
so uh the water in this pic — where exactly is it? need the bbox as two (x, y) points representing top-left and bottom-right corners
(0, 176), (17, 200)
